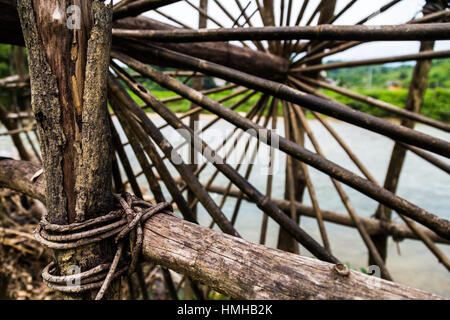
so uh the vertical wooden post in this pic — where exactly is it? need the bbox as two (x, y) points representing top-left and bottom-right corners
(370, 3), (436, 269)
(187, 2), (208, 298)
(262, 0), (278, 54)
(276, 0), (337, 254)
(277, 101), (306, 254)
(188, 0), (208, 219)
(17, 0), (116, 298)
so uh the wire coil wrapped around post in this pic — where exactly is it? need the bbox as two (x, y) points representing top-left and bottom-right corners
(34, 193), (173, 300)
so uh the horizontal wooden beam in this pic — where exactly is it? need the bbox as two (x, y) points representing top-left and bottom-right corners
(1, 159), (447, 245)
(142, 213), (443, 299)
(291, 49), (450, 73)
(0, 3), (290, 82)
(1, 158), (443, 299)
(0, 158), (45, 203)
(112, 23), (450, 42)
(163, 175), (449, 245)
(112, 16), (290, 81)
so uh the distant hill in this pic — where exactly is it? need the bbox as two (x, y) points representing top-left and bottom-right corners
(325, 58), (450, 89)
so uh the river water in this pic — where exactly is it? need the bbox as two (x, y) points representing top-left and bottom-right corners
(1, 115), (449, 297)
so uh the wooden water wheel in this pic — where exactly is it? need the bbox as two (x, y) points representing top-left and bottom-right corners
(0, 0), (449, 300)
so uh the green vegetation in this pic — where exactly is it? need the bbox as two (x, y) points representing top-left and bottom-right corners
(127, 59), (450, 121)
(129, 86), (450, 121)
(128, 88), (265, 114)
(322, 88), (450, 122)
(326, 58), (450, 89)
(1, 41), (448, 121)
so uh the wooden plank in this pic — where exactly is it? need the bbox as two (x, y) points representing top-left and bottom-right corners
(142, 213), (443, 300)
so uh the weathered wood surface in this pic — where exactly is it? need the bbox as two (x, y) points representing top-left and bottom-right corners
(112, 16), (290, 81)
(0, 158), (446, 299)
(142, 213), (443, 300)
(17, 0), (117, 299)
(111, 23), (450, 42)
(1, 159), (448, 245)
(0, 158), (45, 202)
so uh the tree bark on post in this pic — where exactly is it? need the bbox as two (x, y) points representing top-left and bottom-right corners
(17, 0), (116, 299)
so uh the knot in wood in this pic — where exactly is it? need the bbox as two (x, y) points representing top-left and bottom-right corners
(34, 192), (172, 299)
(333, 263), (350, 277)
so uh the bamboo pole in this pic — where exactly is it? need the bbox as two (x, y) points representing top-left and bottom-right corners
(209, 99), (270, 229)
(371, 40), (437, 266)
(112, 75), (241, 238)
(184, 0), (224, 28)
(288, 76), (450, 175)
(329, 0), (358, 24)
(110, 120), (144, 198)
(188, 0), (208, 220)
(155, 84), (240, 112)
(108, 76), (198, 223)
(113, 0), (181, 20)
(287, 102), (331, 253)
(400, 143), (450, 174)
(113, 62), (339, 263)
(228, 97), (273, 228)
(113, 45), (450, 158)
(110, 80), (206, 297)
(287, 0), (310, 55)
(2, 158), (447, 245)
(297, 76), (450, 132)
(211, 0), (262, 50)
(187, 95), (267, 213)
(112, 50), (450, 239)
(259, 97), (278, 245)
(278, 100), (302, 253)
(111, 23), (450, 42)
(299, 93), (450, 271)
(292, 104), (393, 280)
(294, 7), (449, 62)
(291, 49), (450, 73)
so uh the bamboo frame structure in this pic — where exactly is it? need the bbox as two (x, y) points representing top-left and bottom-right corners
(0, 0), (449, 300)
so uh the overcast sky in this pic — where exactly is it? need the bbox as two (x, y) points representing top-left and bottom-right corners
(123, 0), (450, 62)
